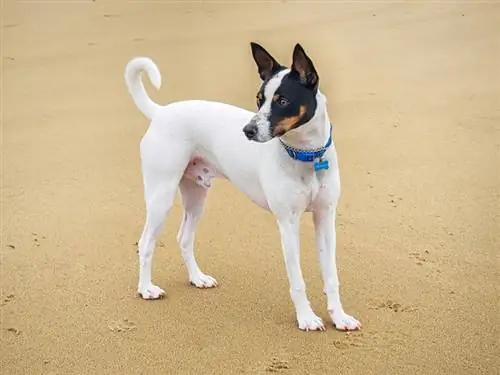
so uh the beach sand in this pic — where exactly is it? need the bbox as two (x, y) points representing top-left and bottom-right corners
(1, 1), (498, 374)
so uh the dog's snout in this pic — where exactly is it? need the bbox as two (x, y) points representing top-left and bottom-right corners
(243, 123), (258, 140)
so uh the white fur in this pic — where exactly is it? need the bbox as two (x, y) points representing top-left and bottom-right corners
(124, 56), (361, 331)
(125, 57), (162, 119)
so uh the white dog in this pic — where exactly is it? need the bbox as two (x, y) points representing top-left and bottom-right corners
(124, 43), (361, 331)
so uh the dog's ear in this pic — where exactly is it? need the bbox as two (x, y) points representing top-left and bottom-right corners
(250, 42), (282, 81)
(291, 43), (319, 90)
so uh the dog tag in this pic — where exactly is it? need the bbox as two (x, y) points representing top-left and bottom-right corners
(314, 158), (329, 171)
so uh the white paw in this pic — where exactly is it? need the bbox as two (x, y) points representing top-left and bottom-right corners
(190, 273), (218, 288)
(138, 284), (165, 300)
(297, 310), (325, 331)
(330, 310), (361, 331)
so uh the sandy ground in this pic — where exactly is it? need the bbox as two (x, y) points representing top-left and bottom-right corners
(1, 1), (499, 374)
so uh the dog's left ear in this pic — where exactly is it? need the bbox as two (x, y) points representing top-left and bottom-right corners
(291, 43), (319, 91)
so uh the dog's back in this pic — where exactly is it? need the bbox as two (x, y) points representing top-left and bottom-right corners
(125, 58), (271, 207)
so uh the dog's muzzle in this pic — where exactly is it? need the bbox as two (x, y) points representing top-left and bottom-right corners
(243, 121), (258, 141)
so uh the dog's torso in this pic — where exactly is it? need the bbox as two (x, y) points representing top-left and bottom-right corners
(143, 99), (340, 213)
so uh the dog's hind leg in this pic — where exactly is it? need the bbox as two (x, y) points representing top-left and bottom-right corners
(177, 177), (217, 288)
(137, 180), (177, 299)
(137, 138), (189, 300)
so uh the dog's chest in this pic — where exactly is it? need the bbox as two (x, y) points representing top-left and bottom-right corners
(288, 172), (323, 212)
(306, 170), (338, 212)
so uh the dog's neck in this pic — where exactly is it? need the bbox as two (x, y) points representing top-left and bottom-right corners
(279, 90), (330, 151)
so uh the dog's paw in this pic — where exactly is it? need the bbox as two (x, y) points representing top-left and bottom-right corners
(297, 311), (325, 331)
(138, 284), (165, 300)
(330, 310), (361, 331)
(190, 273), (218, 288)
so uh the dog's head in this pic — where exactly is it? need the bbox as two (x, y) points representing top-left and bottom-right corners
(243, 43), (320, 142)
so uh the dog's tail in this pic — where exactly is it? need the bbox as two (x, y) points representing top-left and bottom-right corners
(124, 57), (162, 120)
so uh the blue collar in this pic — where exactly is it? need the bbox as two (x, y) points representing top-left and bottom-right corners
(279, 123), (333, 171)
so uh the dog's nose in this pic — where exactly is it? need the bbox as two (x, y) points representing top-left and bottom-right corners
(243, 124), (258, 140)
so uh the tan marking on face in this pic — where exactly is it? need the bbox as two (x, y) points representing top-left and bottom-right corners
(272, 105), (307, 137)
(273, 94), (280, 102)
(257, 92), (263, 101)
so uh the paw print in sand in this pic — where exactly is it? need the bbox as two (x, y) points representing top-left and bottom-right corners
(266, 357), (290, 372)
(108, 318), (137, 333)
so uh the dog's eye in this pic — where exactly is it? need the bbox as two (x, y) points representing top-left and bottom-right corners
(256, 95), (264, 108)
(277, 97), (289, 107)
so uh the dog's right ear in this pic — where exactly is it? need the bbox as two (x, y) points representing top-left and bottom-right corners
(250, 42), (282, 81)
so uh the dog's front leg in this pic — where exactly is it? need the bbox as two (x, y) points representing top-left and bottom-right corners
(277, 214), (325, 331)
(313, 206), (361, 330)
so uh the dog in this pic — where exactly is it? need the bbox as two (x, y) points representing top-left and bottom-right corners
(124, 42), (361, 331)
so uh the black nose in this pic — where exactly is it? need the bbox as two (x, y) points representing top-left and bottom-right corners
(243, 124), (258, 140)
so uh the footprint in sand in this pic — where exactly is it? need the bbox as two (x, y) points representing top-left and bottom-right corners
(333, 332), (369, 350)
(108, 318), (137, 333)
(32, 232), (46, 248)
(5, 327), (21, 336)
(371, 300), (418, 313)
(388, 193), (403, 208)
(334, 330), (406, 351)
(333, 331), (377, 350)
(1, 294), (15, 306)
(266, 357), (290, 372)
(409, 250), (433, 266)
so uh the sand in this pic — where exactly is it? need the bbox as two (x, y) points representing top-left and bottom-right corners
(1, 1), (499, 374)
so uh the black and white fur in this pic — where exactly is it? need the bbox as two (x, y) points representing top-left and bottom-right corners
(124, 43), (361, 331)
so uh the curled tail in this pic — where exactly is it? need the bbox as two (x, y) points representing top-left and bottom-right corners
(124, 57), (162, 120)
